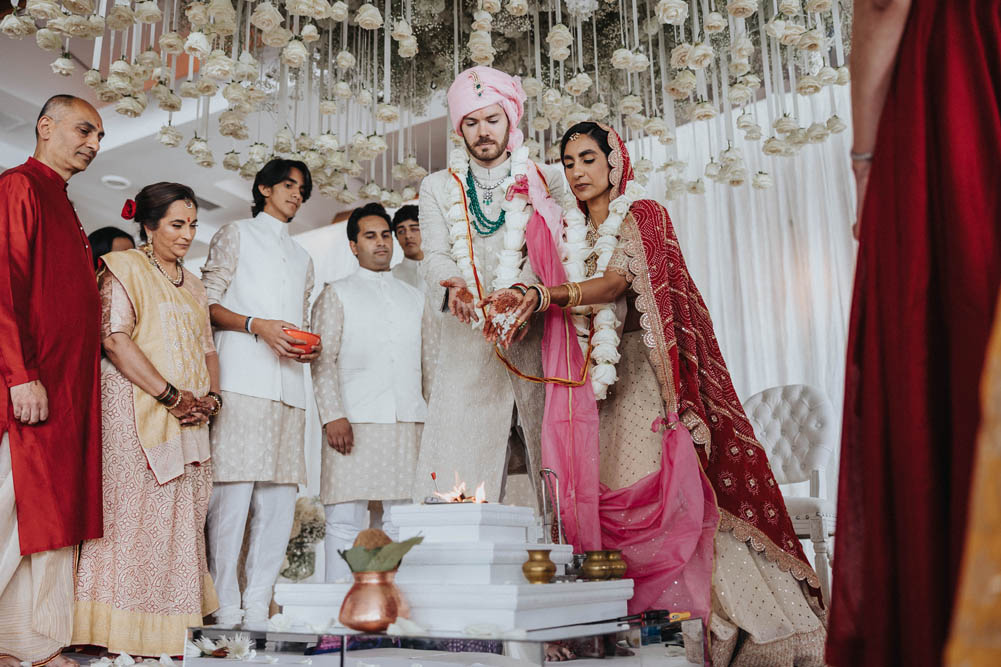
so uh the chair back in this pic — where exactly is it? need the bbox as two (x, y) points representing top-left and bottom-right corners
(742, 384), (835, 486)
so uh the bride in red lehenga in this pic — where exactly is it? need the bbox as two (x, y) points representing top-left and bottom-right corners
(830, 1), (1001, 665)
(481, 122), (826, 665)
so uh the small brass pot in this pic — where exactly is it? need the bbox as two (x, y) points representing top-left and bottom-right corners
(581, 550), (612, 581)
(606, 549), (628, 579)
(522, 548), (557, 584)
(338, 570), (409, 632)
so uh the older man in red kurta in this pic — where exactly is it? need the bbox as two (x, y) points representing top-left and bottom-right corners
(0, 95), (103, 667)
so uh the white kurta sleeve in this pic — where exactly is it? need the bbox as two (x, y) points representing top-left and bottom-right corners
(418, 174), (461, 310)
(541, 161), (569, 206)
(303, 258), (315, 330)
(420, 299), (436, 402)
(200, 223), (240, 306)
(310, 285), (345, 425)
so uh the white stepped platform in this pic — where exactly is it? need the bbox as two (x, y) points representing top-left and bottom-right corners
(274, 579), (633, 634)
(395, 542), (574, 585)
(274, 503), (634, 635)
(392, 503), (535, 543)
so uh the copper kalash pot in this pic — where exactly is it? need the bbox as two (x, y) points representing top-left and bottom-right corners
(338, 570), (410, 632)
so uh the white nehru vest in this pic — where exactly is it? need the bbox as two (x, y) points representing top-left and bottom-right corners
(330, 267), (426, 424)
(214, 213), (311, 409)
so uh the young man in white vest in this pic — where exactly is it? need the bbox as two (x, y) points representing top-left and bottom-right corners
(201, 158), (320, 626)
(390, 204), (423, 292)
(310, 203), (427, 582)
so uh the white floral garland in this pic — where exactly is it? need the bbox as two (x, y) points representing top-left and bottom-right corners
(445, 145), (532, 329)
(560, 180), (647, 400)
(444, 146), (644, 402)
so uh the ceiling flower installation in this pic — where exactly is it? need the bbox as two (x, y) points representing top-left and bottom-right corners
(3, 0), (851, 202)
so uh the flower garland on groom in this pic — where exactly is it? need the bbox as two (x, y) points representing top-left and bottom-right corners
(413, 66), (567, 506)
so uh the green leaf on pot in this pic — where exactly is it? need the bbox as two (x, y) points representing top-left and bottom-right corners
(338, 546), (378, 572)
(366, 536), (424, 572)
(338, 536), (424, 572)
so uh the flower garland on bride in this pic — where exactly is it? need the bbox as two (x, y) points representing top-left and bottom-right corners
(445, 133), (646, 401)
(560, 180), (647, 399)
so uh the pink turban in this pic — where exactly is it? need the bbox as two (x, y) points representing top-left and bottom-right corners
(447, 66), (526, 151)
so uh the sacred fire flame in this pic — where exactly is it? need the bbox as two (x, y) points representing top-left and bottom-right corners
(433, 472), (488, 503)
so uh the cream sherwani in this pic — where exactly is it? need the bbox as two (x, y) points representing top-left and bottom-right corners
(311, 267), (427, 581)
(311, 267), (427, 504)
(416, 156), (566, 505)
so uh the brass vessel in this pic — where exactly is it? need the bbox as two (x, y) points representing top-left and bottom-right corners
(522, 549), (557, 584)
(606, 549), (628, 579)
(581, 550), (612, 580)
(338, 570), (409, 632)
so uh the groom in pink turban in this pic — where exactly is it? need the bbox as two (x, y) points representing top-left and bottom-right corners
(447, 65), (527, 157)
(412, 66), (566, 508)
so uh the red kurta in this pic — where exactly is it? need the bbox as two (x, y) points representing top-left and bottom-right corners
(828, 1), (1001, 665)
(0, 157), (102, 555)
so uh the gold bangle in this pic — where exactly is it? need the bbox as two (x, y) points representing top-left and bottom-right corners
(564, 282), (582, 309)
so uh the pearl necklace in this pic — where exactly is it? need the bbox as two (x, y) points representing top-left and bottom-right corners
(469, 169), (507, 207)
(142, 243), (184, 287)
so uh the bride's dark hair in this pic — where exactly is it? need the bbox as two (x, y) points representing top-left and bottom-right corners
(559, 122), (614, 160)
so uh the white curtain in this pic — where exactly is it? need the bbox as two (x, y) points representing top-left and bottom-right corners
(633, 87), (857, 498)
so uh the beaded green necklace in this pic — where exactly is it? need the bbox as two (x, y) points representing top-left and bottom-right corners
(465, 169), (506, 236)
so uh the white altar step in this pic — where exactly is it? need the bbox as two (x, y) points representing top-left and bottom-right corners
(395, 542), (574, 585)
(274, 580), (633, 634)
(392, 503), (536, 543)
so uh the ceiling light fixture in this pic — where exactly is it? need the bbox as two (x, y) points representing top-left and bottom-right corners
(101, 174), (131, 190)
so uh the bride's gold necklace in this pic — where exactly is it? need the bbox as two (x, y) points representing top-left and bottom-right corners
(142, 243), (184, 287)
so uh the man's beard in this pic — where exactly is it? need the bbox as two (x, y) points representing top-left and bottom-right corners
(464, 130), (509, 162)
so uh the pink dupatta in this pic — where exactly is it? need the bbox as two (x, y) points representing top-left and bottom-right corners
(523, 125), (716, 620)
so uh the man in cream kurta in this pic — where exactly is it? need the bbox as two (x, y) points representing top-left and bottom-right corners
(391, 204), (439, 399)
(310, 204), (427, 582)
(415, 66), (566, 505)
(201, 159), (318, 627)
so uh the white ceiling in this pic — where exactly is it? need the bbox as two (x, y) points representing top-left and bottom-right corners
(0, 35), (452, 260)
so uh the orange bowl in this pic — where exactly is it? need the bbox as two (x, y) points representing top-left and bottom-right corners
(283, 328), (321, 353)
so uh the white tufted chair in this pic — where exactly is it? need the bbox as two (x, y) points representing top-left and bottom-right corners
(742, 384), (836, 602)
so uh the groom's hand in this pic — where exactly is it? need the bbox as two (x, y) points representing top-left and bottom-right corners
(441, 277), (479, 324)
(478, 289), (533, 346)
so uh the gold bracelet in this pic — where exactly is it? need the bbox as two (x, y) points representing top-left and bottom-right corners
(564, 282), (582, 309)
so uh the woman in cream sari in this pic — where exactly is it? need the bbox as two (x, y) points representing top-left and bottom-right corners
(73, 183), (219, 655)
(482, 123), (826, 665)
